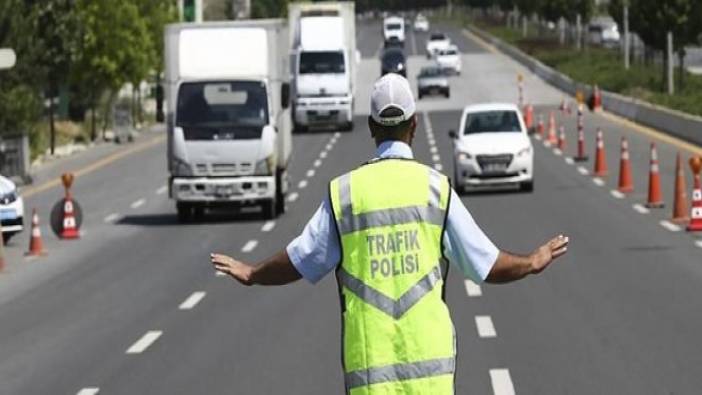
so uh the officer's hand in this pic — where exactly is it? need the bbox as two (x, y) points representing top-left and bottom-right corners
(529, 235), (569, 274)
(210, 253), (254, 286)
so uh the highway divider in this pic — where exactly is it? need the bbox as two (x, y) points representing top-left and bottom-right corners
(466, 25), (702, 148)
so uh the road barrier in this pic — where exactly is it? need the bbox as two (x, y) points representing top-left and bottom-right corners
(523, 104), (533, 131)
(536, 113), (544, 136)
(646, 143), (664, 208)
(617, 137), (634, 193)
(557, 126), (566, 151)
(59, 174), (80, 239)
(467, 25), (702, 147)
(593, 128), (608, 177)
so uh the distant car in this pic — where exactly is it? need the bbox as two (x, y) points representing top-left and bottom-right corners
(450, 103), (534, 192)
(588, 21), (620, 48)
(0, 175), (24, 242)
(414, 15), (429, 32)
(435, 45), (461, 75)
(380, 47), (407, 77)
(417, 66), (449, 99)
(426, 32), (450, 58)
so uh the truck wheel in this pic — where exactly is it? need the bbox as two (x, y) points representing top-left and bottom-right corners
(342, 121), (354, 132)
(176, 202), (192, 223)
(262, 198), (277, 220)
(275, 170), (286, 215)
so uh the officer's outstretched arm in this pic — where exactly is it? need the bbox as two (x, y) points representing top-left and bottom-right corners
(210, 250), (302, 286)
(485, 235), (569, 284)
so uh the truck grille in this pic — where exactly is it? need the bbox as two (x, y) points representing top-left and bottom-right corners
(193, 162), (254, 176)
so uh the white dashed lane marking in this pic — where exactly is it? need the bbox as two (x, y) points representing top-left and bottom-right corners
(306, 169), (315, 178)
(632, 204), (650, 214)
(553, 148), (562, 156)
(313, 159), (322, 168)
(126, 331), (162, 354)
(215, 271), (226, 277)
(287, 192), (299, 202)
(298, 180), (308, 189)
(156, 185), (168, 195)
(660, 220), (682, 232)
(434, 163), (443, 171)
(577, 166), (589, 175)
(104, 213), (121, 223)
(432, 154), (441, 162)
(695, 240), (702, 249)
(261, 220), (276, 232)
(475, 316), (497, 338)
(320, 151), (328, 159)
(464, 279), (482, 297)
(76, 388), (100, 395)
(325, 143), (333, 151)
(610, 190), (625, 199)
(490, 369), (516, 395)
(179, 291), (206, 310)
(430, 146), (438, 154)
(130, 198), (146, 209)
(242, 240), (258, 253)
(565, 157), (575, 165)
(592, 178), (605, 187)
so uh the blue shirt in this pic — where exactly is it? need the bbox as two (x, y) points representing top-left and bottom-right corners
(287, 141), (499, 284)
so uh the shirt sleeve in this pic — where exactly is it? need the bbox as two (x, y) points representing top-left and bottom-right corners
(286, 197), (341, 284)
(443, 189), (500, 283)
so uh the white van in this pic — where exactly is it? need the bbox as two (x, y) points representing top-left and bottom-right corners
(383, 16), (405, 46)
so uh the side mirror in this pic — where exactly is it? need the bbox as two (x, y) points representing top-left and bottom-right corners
(281, 83), (290, 110)
(448, 130), (457, 139)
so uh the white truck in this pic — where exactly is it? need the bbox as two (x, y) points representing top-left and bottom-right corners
(164, 20), (292, 221)
(383, 16), (406, 46)
(289, 2), (357, 132)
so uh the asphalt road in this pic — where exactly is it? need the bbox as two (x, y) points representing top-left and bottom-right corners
(1, 18), (701, 395)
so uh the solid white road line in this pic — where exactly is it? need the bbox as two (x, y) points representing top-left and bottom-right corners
(475, 316), (497, 338)
(320, 151), (328, 159)
(306, 169), (316, 178)
(592, 177), (605, 187)
(156, 185), (168, 195)
(490, 369), (516, 395)
(610, 190), (625, 199)
(577, 166), (589, 175)
(660, 220), (682, 232)
(179, 291), (206, 310)
(287, 192), (299, 202)
(633, 204), (650, 214)
(432, 154), (441, 162)
(104, 213), (121, 223)
(464, 279), (482, 297)
(313, 159), (322, 168)
(130, 198), (146, 209)
(261, 220), (276, 232)
(434, 163), (443, 171)
(298, 180), (308, 189)
(76, 388), (100, 395)
(242, 240), (258, 253)
(695, 240), (702, 249)
(565, 157), (575, 165)
(126, 331), (162, 354)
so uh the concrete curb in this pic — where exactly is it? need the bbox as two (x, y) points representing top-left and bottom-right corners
(466, 24), (702, 147)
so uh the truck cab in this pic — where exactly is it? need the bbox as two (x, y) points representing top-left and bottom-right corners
(383, 16), (405, 46)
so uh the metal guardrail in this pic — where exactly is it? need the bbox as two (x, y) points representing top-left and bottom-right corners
(467, 25), (702, 147)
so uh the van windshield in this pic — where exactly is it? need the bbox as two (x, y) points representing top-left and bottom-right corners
(176, 81), (268, 140)
(299, 51), (345, 74)
(463, 111), (522, 134)
(386, 23), (402, 30)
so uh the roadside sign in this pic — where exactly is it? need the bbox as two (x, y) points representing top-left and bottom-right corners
(0, 48), (16, 70)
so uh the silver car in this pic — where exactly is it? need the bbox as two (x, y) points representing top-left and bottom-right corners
(417, 66), (449, 99)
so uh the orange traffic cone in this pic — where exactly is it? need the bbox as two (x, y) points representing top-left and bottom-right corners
(687, 156), (702, 232)
(592, 85), (602, 112)
(536, 114), (545, 136)
(547, 111), (558, 144)
(26, 209), (46, 256)
(557, 126), (566, 150)
(617, 136), (634, 193)
(672, 152), (689, 223)
(645, 143), (664, 208)
(523, 104), (533, 131)
(593, 128), (608, 177)
(61, 198), (80, 239)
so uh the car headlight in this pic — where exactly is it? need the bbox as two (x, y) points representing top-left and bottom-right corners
(457, 152), (472, 161)
(255, 154), (277, 176)
(0, 190), (17, 205)
(517, 146), (532, 157)
(397, 63), (404, 70)
(173, 157), (193, 176)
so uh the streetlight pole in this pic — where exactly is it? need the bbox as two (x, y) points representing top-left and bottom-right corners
(623, 2), (630, 70)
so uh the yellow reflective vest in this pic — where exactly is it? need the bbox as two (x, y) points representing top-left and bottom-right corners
(329, 158), (456, 395)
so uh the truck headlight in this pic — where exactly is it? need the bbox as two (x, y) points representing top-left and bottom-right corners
(173, 157), (193, 176)
(517, 147), (532, 157)
(457, 152), (472, 161)
(255, 154), (277, 176)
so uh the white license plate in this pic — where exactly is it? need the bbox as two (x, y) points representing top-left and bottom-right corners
(483, 164), (507, 173)
(0, 209), (16, 220)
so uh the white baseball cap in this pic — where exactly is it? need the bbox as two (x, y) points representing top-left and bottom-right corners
(370, 73), (416, 126)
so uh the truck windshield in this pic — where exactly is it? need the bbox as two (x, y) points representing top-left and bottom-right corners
(299, 51), (345, 74)
(464, 111), (522, 134)
(176, 81), (268, 140)
(386, 23), (402, 30)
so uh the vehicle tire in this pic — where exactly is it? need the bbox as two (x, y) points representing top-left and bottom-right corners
(176, 202), (192, 223)
(342, 121), (354, 132)
(262, 198), (276, 220)
(418, 92), (423, 100)
(2, 232), (15, 244)
(444, 90), (450, 98)
(275, 170), (286, 215)
(520, 181), (534, 193)
(192, 205), (205, 220)
(293, 123), (307, 134)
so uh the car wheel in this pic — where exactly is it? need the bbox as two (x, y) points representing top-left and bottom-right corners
(520, 181), (534, 193)
(176, 202), (192, 223)
(275, 170), (286, 215)
(262, 198), (277, 220)
(293, 122), (307, 134)
(2, 232), (15, 244)
(418, 92), (423, 100)
(342, 120), (354, 132)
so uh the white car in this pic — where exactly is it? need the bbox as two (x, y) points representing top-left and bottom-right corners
(413, 15), (429, 32)
(0, 175), (24, 241)
(383, 16), (405, 46)
(450, 103), (534, 192)
(426, 32), (450, 58)
(436, 45), (461, 75)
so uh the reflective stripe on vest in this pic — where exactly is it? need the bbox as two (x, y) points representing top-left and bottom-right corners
(330, 159), (456, 394)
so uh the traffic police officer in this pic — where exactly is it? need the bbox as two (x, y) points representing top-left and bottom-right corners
(211, 74), (569, 394)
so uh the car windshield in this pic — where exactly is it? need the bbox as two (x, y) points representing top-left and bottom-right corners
(463, 110), (522, 134)
(419, 67), (443, 77)
(176, 81), (269, 139)
(299, 51), (345, 74)
(386, 23), (402, 30)
(443, 49), (458, 55)
(430, 33), (446, 41)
